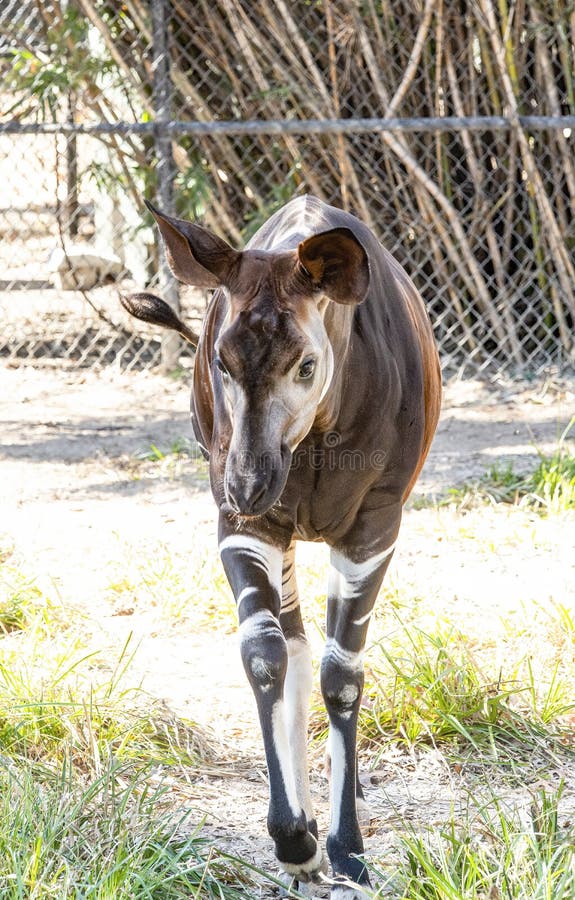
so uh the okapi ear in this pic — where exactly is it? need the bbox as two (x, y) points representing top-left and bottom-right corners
(298, 227), (370, 305)
(145, 199), (239, 288)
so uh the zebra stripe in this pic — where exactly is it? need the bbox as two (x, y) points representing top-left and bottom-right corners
(219, 534), (282, 587)
(324, 637), (364, 671)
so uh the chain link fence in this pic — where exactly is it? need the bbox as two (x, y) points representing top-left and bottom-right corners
(2, 0), (574, 375)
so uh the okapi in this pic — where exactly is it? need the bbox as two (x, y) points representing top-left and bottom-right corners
(122, 195), (441, 897)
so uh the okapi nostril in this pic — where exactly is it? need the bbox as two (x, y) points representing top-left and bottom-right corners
(226, 481), (267, 516)
(223, 481), (240, 513)
(246, 483), (267, 513)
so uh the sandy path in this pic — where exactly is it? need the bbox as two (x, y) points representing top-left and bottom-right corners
(1, 366), (574, 895)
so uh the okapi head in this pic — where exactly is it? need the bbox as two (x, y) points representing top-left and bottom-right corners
(123, 201), (370, 517)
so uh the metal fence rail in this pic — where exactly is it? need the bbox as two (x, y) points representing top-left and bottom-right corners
(2, 0), (574, 376)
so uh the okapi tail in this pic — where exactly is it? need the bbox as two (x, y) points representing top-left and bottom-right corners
(120, 292), (199, 348)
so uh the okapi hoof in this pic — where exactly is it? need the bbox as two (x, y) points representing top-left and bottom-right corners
(278, 842), (328, 884)
(330, 880), (372, 899)
(277, 872), (314, 896)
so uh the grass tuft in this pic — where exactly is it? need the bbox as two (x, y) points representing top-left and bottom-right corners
(0, 757), (261, 899)
(130, 438), (209, 483)
(367, 784), (575, 899)
(445, 416), (575, 514)
(0, 568), (51, 635)
(309, 619), (575, 771)
(106, 539), (236, 630)
(0, 612), (209, 773)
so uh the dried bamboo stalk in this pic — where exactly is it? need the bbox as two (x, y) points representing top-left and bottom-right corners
(385, 0), (438, 118)
(354, 6), (509, 344)
(531, 6), (575, 202)
(325, 0), (349, 210)
(445, 52), (523, 367)
(75, 0), (151, 111)
(479, 0), (575, 339)
(272, 0), (333, 110)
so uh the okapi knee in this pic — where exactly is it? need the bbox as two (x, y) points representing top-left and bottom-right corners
(320, 651), (364, 719)
(239, 610), (287, 692)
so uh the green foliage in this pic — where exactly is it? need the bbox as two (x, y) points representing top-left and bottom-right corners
(367, 785), (575, 899)
(0, 634), (204, 771)
(530, 434), (575, 514)
(0, 558), (266, 897)
(7, 5), (116, 120)
(0, 556), (206, 771)
(6, 0), (575, 370)
(0, 759), (258, 899)
(135, 437), (198, 462)
(106, 537), (233, 628)
(309, 617), (575, 767)
(241, 158), (304, 241)
(130, 438), (209, 483)
(0, 568), (44, 634)
(447, 418), (575, 514)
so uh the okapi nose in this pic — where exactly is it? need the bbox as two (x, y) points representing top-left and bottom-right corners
(225, 445), (291, 516)
(226, 478), (268, 516)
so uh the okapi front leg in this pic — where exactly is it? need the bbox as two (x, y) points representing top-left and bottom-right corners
(280, 542), (316, 838)
(219, 529), (326, 882)
(322, 540), (397, 896)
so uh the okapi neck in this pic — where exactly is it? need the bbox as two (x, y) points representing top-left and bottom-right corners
(314, 301), (355, 432)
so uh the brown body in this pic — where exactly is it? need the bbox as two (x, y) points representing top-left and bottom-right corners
(192, 196), (440, 551)
(122, 195), (441, 897)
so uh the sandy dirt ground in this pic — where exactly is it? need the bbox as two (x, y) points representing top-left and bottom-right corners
(1, 365), (574, 896)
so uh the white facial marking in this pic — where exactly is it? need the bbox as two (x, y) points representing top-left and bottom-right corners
(328, 725), (347, 838)
(318, 339), (334, 403)
(271, 700), (303, 818)
(270, 302), (335, 453)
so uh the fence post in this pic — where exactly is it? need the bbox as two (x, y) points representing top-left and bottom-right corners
(151, 0), (180, 372)
(65, 92), (79, 237)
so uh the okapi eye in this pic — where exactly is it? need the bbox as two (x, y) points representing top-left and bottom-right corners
(297, 357), (316, 380)
(216, 357), (230, 380)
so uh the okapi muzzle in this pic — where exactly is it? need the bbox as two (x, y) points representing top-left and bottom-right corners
(223, 440), (291, 517)
(121, 194), (442, 898)
(222, 391), (293, 517)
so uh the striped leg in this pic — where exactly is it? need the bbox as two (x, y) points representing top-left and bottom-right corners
(219, 527), (325, 883)
(280, 542), (316, 837)
(321, 541), (396, 897)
